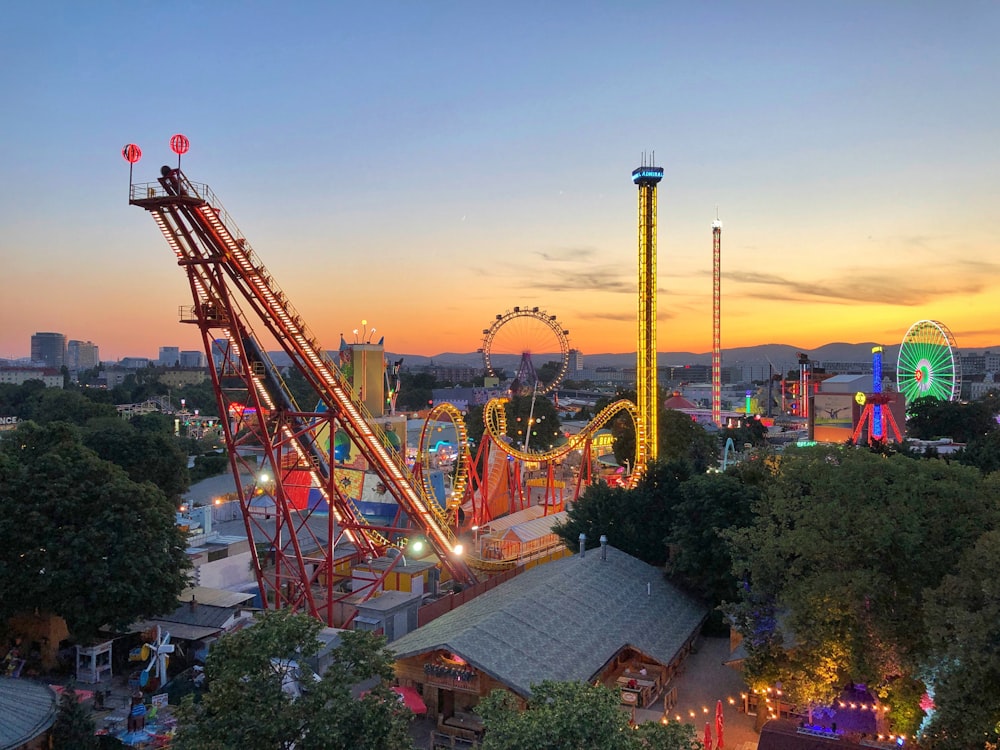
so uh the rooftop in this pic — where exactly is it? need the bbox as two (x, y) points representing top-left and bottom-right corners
(390, 545), (708, 696)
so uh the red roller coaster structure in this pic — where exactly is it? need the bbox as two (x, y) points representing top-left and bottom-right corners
(129, 162), (476, 626)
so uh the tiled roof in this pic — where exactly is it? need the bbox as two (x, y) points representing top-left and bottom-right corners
(390, 546), (708, 696)
(0, 678), (57, 750)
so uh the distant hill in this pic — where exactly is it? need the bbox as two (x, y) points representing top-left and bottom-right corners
(268, 341), (995, 371)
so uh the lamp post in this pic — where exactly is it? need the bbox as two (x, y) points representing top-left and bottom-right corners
(471, 525), (479, 554)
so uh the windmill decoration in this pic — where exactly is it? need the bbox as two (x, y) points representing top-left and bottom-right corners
(128, 626), (175, 690)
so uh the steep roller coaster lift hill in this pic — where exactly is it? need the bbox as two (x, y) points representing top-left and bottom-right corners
(130, 164), (477, 624)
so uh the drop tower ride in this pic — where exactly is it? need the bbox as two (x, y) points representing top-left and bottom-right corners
(632, 160), (664, 467)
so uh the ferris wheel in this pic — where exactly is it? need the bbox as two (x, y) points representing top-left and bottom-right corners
(897, 319), (962, 404)
(480, 306), (571, 395)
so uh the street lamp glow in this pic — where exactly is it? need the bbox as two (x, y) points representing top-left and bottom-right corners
(454, 544), (464, 556)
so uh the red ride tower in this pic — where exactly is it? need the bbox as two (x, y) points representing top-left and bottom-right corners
(712, 215), (722, 427)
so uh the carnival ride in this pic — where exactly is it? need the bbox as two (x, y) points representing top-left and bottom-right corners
(128, 147), (476, 626)
(129, 626), (174, 691)
(127, 138), (650, 603)
(852, 346), (903, 446)
(897, 320), (961, 405)
(480, 307), (570, 395)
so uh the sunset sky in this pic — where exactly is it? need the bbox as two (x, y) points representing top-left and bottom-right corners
(2, 2), (998, 362)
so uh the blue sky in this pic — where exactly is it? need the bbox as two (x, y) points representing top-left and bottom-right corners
(2, 2), (998, 359)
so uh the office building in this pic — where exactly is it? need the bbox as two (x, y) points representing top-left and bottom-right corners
(67, 340), (100, 371)
(159, 346), (181, 367)
(30, 332), (66, 368)
(180, 350), (206, 368)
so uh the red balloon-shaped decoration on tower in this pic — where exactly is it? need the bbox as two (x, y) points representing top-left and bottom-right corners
(122, 144), (142, 163)
(170, 134), (190, 155)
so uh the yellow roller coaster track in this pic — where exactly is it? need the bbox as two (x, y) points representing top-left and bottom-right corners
(418, 403), (470, 514)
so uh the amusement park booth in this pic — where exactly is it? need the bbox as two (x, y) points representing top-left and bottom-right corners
(812, 375), (906, 445)
(390, 543), (708, 739)
(475, 506), (569, 563)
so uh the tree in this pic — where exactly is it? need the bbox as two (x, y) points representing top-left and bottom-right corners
(51, 685), (99, 749)
(172, 609), (411, 750)
(397, 371), (439, 412)
(476, 680), (700, 750)
(957, 427), (1000, 475)
(0, 421), (191, 640)
(726, 446), (1000, 724)
(83, 416), (190, 500)
(921, 527), (1000, 749)
(554, 460), (689, 566)
(666, 471), (760, 622)
(660, 410), (718, 474)
(905, 396), (996, 443)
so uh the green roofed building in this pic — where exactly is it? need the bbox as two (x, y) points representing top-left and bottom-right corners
(391, 543), (708, 740)
(0, 678), (58, 750)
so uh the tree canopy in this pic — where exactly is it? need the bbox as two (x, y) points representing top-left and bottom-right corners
(476, 680), (700, 750)
(921, 528), (1000, 749)
(554, 460), (689, 566)
(726, 445), (1000, 734)
(0, 421), (191, 640)
(172, 609), (411, 750)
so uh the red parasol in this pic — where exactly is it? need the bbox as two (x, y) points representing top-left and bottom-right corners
(716, 699), (725, 749)
(392, 685), (427, 714)
(704, 721), (713, 750)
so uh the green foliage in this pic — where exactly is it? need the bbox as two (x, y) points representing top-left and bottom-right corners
(667, 472), (759, 615)
(0, 421), (191, 640)
(190, 451), (231, 483)
(280, 367), (321, 411)
(921, 528), (1000, 749)
(554, 461), (687, 566)
(477, 681), (700, 750)
(83, 417), (189, 500)
(0, 382), (117, 425)
(535, 360), (564, 390)
(52, 685), (99, 749)
(721, 417), (768, 449)
(171, 378), (221, 417)
(506, 393), (562, 450)
(477, 680), (634, 750)
(172, 610), (410, 750)
(957, 427), (1000, 475)
(726, 445), (1000, 720)
(396, 371), (439, 411)
(598, 387), (719, 474)
(905, 395), (997, 443)
(659, 410), (718, 474)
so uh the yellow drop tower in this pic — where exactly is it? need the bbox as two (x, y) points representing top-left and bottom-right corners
(632, 162), (664, 469)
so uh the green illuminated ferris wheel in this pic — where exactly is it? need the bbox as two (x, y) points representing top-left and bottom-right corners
(897, 319), (961, 404)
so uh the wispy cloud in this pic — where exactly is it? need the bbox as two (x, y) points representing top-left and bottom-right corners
(726, 268), (992, 306)
(533, 247), (598, 262)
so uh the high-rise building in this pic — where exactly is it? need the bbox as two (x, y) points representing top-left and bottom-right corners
(568, 349), (584, 372)
(67, 340), (100, 371)
(30, 332), (66, 368)
(180, 350), (206, 368)
(158, 346), (181, 367)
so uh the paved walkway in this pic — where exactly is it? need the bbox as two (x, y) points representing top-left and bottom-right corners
(633, 635), (757, 749)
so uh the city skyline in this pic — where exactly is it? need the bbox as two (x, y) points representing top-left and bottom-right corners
(2, 3), (998, 360)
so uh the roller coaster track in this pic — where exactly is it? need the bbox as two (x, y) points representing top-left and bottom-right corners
(131, 169), (476, 595)
(417, 403), (470, 514)
(483, 397), (641, 469)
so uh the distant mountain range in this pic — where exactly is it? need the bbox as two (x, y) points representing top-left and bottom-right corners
(270, 341), (994, 371)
